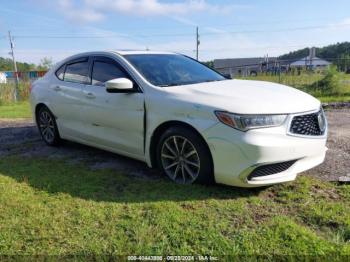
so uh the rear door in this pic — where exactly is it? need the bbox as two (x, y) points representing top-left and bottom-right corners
(79, 56), (145, 157)
(49, 57), (90, 138)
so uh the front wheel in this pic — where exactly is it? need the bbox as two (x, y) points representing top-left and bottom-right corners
(156, 126), (214, 185)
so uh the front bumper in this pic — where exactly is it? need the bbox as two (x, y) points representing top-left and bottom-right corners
(202, 113), (327, 187)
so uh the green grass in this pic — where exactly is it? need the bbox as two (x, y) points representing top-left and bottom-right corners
(318, 96), (350, 103)
(239, 72), (350, 102)
(238, 73), (325, 90)
(0, 101), (32, 118)
(0, 156), (349, 257)
(0, 82), (31, 103)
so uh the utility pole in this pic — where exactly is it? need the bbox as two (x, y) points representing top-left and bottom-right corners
(196, 26), (200, 61)
(8, 31), (19, 101)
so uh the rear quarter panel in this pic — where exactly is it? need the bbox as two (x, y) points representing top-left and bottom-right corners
(30, 73), (54, 123)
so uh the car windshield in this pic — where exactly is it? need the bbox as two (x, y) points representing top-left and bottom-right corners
(123, 54), (225, 87)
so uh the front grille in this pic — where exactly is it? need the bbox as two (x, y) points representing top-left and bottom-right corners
(247, 160), (297, 180)
(289, 110), (324, 136)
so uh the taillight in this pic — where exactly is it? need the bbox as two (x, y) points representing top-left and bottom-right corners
(29, 83), (33, 92)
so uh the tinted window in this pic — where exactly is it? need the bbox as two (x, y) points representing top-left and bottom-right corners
(64, 61), (89, 84)
(124, 54), (225, 87)
(55, 64), (65, 80)
(92, 61), (128, 86)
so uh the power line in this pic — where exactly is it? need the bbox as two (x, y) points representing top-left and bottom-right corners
(202, 23), (350, 36)
(191, 43), (329, 52)
(7, 16), (345, 32)
(200, 16), (344, 28)
(9, 22), (350, 39)
(0, 43), (347, 56)
(12, 35), (133, 39)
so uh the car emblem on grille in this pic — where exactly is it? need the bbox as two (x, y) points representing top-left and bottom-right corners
(317, 111), (326, 132)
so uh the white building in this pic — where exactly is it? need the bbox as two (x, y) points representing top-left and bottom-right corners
(0, 72), (7, 84)
(290, 47), (331, 69)
(290, 56), (331, 68)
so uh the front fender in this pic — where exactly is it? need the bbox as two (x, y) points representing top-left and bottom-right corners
(144, 97), (218, 167)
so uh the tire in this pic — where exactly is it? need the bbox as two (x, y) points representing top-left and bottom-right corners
(37, 106), (61, 146)
(156, 126), (214, 185)
(250, 71), (257, 76)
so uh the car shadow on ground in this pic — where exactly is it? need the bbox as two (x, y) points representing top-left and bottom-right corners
(0, 125), (266, 203)
(1, 163), (265, 203)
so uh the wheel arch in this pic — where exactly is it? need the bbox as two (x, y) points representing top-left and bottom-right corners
(149, 120), (214, 171)
(34, 103), (48, 122)
(34, 103), (57, 123)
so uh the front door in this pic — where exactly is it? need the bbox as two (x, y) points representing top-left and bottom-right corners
(79, 56), (145, 157)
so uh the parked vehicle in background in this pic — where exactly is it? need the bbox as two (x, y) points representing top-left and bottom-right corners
(30, 51), (327, 187)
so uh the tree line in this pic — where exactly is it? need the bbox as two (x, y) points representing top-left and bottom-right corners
(0, 57), (53, 71)
(279, 42), (350, 71)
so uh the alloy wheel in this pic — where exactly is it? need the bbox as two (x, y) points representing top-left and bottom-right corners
(161, 135), (200, 184)
(39, 110), (55, 143)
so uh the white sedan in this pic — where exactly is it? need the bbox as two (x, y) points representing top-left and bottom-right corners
(30, 51), (327, 187)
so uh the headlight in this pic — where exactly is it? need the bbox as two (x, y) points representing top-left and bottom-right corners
(317, 108), (326, 133)
(215, 111), (287, 131)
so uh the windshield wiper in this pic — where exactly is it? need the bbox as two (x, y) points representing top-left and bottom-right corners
(202, 79), (224, 83)
(158, 83), (181, 87)
(158, 79), (223, 87)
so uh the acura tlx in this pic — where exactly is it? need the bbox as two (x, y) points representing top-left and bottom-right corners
(30, 51), (327, 187)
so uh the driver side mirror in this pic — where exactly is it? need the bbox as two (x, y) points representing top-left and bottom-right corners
(106, 78), (134, 93)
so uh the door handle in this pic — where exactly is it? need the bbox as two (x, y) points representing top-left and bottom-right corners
(85, 92), (96, 99)
(53, 86), (61, 91)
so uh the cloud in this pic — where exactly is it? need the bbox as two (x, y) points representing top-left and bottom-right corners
(57, 0), (104, 23)
(54, 0), (240, 23)
(328, 17), (350, 30)
(169, 16), (197, 27)
(86, 0), (214, 16)
(0, 25), (148, 64)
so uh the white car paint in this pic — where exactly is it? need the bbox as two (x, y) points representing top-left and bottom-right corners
(30, 51), (327, 187)
(164, 79), (320, 114)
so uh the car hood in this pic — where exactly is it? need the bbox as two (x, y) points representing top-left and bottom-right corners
(164, 79), (321, 114)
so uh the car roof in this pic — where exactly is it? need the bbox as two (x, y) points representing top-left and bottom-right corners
(111, 50), (177, 55)
(54, 50), (180, 68)
(65, 50), (178, 59)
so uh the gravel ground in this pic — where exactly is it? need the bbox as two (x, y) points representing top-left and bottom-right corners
(306, 109), (350, 181)
(0, 118), (160, 180)
(0, 109), (349, 182)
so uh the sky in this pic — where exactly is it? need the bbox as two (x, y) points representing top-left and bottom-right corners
(1, 0), (350, 64)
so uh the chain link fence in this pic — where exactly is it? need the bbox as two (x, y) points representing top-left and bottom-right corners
(213, 58), (350, 95)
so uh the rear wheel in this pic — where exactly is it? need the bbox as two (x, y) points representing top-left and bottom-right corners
(37, 106), (61, 146)
(156, 126), (213, 185)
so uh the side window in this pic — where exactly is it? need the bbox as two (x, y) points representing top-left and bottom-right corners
(64, 60), (89, 84)
(92, 61), (128, 86)
(55, 64), (65, 80)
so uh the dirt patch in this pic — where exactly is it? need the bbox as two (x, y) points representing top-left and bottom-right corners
(305, 109), (350, 181)
(309, 184), (340, 200)
(0, 109), (349, 182)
